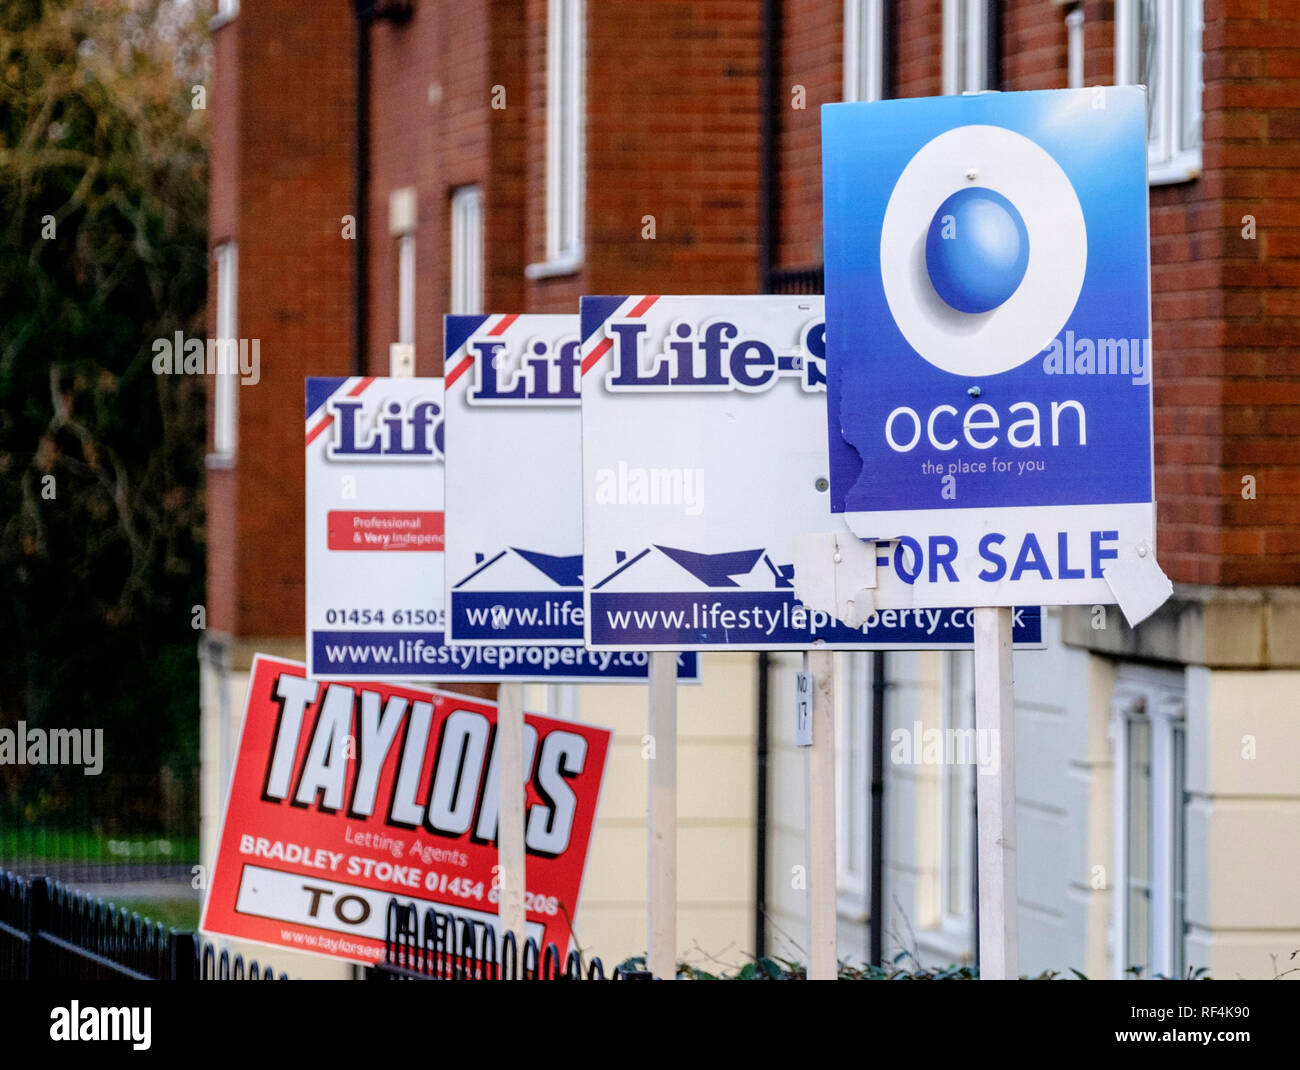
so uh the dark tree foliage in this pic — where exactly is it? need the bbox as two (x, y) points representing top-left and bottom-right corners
(0, 0), (209, 833)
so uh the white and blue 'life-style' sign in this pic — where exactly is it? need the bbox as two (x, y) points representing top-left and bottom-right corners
(306, 374), (696, 682)
(441, 315), (698, 680)
(578, 295), (1042, 650)
(823, 87), (1158, 608)
(444, 314), (584, 644)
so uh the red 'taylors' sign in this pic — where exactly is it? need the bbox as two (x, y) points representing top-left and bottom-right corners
(200, 655), (611, 963)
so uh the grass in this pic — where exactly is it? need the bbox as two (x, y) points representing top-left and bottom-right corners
(110, 898), (202, 932)
(0, 827), (198, 864)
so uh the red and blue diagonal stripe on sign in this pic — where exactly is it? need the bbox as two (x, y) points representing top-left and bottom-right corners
(305, 376), (375, 447)
(579, 295), (659, 376)
(444, 312), (521, 390)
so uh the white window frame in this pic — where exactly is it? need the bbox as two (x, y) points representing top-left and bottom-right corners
(450, 185), (484, 316)
(213, 0), (238, 25)
(526, 0), (585, 279)
(1110, 664), (1187, 979)
(835, 653), (871, 917)
(843, 0), (886, 103)
(937, 651), (976, 944)
(546, 684), (579, 721)
(212, 242), (238, 463)
(1115, 0), (1203, 185)
(1066, 6), (1085, 90)
(397, 233), (416, 345)
(520, 684), (579, 721)
(943, 0), (993, 95)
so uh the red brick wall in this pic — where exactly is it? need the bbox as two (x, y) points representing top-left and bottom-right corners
(773, 0), (946, 274)
(1204, 0), (1300, 584)
(367, 1), (527, 376)
(367, 5), (444, 375)
(206, 1), (355, 638)
(776, 0), (841, 272)
(211, 0), (1299, 644)
(1145, 0), (1223, 585)
(1001, 0), (1068, 91)
(485, 0), (530, 316)
(525, 0), (763, 308)
(1074, 0), (1300, 586)
(896, 0), (945, 98)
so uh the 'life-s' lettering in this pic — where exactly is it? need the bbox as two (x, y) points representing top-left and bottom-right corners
(603, 318), (826, 394)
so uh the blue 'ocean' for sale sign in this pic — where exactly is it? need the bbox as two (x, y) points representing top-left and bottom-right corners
(823, 87), (1156, 608)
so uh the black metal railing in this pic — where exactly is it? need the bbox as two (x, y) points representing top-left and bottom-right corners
(0, 870), (284, 980)
(2, 870), (638, 981)
(368, 899), (650, 981)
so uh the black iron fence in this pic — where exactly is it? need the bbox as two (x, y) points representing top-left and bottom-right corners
(0, 870), (284, 980)
(1, 870), (641, 981)
(368, 900), (650, 981)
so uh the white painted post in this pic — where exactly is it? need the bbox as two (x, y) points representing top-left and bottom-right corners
(647, 651), (677, 979)
(973, 606), (1018, 980)
(805, 647), (838, 980)
(389, 341), (414, 378)
(496, 681), (527, 964)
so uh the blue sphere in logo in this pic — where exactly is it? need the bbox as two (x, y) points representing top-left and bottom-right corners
(924, 187), (1029, 314)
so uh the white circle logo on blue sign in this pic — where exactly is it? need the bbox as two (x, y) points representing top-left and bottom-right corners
(880, 124), (1087, 377)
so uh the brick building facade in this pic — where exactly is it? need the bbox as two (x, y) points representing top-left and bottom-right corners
(203, 0), (1299, 978)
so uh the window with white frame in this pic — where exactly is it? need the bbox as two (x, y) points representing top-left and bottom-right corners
(212, 242), (238, 461)
(843, 0), (886, 103)
(836, 653), (871, 916)
(1115, 0), (1204, 184)
(943, 0), (993, 95)
(938, 651), (976, 945)
(528, 0), (584, 276)
(217, 0), (238, 20)
(1111, 666), (1187, 979)
(450, 185), (484, 316)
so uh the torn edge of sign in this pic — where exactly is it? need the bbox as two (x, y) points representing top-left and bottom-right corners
(1102, 538), (1174, 629)
(792, 532), (878, 629)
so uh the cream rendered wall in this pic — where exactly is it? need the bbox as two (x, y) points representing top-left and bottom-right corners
(882, 650), (948, 966)
(764, 646), (950, 969)
(1009, 609), (1113, 978)
(769, 648), (949, 970)
(843, 609), (1113, 977)
(764, 650), (875, 970)
(1185, 666), (1300, 979)
(765, 650), (809, 964)
(572, 652), (758, 971)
